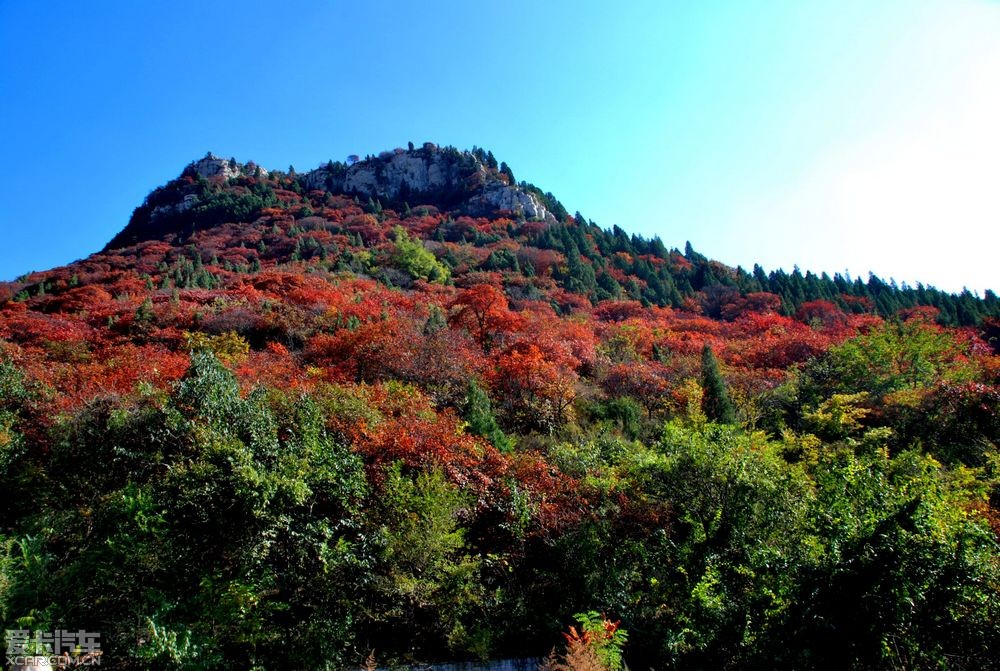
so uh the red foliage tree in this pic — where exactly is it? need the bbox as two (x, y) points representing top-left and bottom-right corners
(449, 284), (524, 351)
(601, 361), (670, 416)
(796, 300), (849, 331)
(491, 342), (578, 433)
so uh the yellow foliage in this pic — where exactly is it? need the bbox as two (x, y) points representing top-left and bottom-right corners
(780, 428), (824, 466)
(674, 377), (706, 428)
(804, 392), (871, 439)
(184, 331), (250, 365)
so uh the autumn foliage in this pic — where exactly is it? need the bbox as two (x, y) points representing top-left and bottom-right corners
(0, 147), (997, 671)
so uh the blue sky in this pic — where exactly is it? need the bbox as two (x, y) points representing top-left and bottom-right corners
(2, 0), (998, 293)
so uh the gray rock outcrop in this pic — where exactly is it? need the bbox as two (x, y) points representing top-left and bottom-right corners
(189, 154), (269, 180)
(300, 148), (551, 221)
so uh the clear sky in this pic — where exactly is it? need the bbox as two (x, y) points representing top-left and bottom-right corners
(2, 0), (998, 294)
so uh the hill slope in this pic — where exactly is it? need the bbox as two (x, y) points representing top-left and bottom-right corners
(92, 145), (998, 326)
(0, 145), (997, 670)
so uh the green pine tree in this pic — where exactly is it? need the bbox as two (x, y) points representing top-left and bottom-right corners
(462, 379), (513, 452)
(701, 343), (736, 424)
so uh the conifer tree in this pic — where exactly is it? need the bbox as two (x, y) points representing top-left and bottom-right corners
(462, 379), (513, 451)
(701, 343), (736, 423)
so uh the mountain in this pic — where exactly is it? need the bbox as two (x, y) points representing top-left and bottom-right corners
(88, 144), (998, 327)
(0, 145), (997, 670)
(106, 145), (555, 251)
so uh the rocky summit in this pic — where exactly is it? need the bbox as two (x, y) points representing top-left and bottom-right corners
(107, 145), (552, 251)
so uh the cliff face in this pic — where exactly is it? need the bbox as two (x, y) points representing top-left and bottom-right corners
(190, 154), (270, 181)
(300, 146), (551, 220)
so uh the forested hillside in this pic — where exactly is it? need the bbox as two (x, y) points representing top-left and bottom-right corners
(1, 146), (997, 670)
